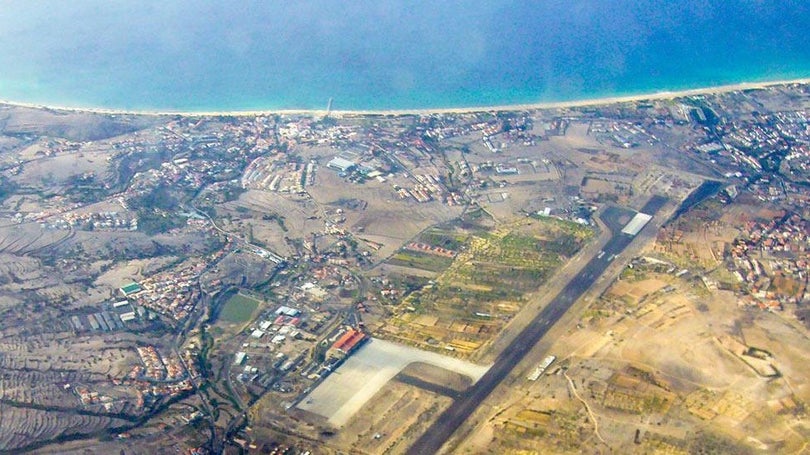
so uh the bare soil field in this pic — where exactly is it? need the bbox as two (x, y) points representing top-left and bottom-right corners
(459, 262), (810, 454)
(10, 149), (113, 188)
(331, 380), (452, 455)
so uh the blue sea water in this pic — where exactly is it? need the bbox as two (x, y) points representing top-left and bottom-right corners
(0, 0), (808, 112)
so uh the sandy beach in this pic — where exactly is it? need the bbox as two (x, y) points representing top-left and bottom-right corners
(2, 77), (809, 118)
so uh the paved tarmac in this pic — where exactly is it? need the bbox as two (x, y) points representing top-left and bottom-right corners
(297, 338), (489, 427)
(406, 196), (668, 454)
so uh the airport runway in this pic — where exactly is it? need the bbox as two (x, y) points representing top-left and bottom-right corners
(406, 196), (668, 454)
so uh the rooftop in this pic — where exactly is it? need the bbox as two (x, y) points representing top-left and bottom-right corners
(120, 283), (142, 295)
(332, 328), (366, 354)
(327, 157), (357, 172)
(621, 213), (653, 236)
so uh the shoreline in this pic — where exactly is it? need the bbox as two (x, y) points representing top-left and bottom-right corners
(2, 78), (809, 118)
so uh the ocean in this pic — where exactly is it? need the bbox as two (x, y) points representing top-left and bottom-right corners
(0, 0), (808, 112)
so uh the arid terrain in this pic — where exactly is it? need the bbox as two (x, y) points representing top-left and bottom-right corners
(0, 83), (809, 454)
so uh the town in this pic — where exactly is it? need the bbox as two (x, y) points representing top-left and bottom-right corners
(0, 82), (809, 454)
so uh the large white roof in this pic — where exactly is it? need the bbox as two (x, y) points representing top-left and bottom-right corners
(621, 212), (653, 236)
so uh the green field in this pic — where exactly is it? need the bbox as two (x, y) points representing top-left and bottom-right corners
(388, 250), (455, 273)
(417, 227), (469, 250)
(383, 217), (596, 354)
(219, 293), (260, 324)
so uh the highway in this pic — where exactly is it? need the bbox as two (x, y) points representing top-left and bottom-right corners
(406, 196), (668, 454)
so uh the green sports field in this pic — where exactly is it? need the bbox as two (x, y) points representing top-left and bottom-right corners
(219, 293), (260, 324)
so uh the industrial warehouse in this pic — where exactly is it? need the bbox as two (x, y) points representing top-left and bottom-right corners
(621, 212), (653, 236)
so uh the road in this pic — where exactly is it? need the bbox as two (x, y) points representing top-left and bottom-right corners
(187, 202), (285, 264)
(406, 196), (668, 454)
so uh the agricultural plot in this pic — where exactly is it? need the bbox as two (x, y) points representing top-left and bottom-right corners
(387, 249), (455, 273)
(417, 226), (470, 251)
(601, 368), (676, 415)
(381, 217), (592, 356)
(386, 226), (469, 274)
(495, 406), (594, 452)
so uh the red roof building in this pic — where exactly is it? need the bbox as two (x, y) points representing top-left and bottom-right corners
(331, 328), (366, 355)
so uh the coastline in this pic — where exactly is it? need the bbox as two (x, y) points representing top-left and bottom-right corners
(1, 77), (809, 118)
